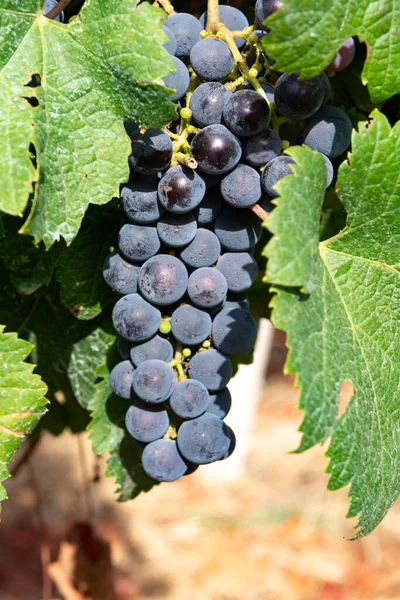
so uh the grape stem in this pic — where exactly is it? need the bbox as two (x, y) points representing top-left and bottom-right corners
(154, 0), (175, 15)
(206, 0), (221, 32)
(251, 203), (270, 221)
(206, 1), (270, 108)
(44, 0), (72, 19)
(173, 344), (187, 381)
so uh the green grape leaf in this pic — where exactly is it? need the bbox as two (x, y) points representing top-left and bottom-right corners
(0, 0), (175, 247)
(263, 112), (400, 537)
(0, 215), (62, 294)
(68, 327), (115, 409)
(0, 326), (47, 502)
(263, 0), (400, 103)
(56, 206), (119, 320)
(88, 360), (157, 501)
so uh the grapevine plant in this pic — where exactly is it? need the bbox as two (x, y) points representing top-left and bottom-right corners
(0, 0), (399, 539)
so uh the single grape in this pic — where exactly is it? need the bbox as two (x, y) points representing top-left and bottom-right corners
(191, 124), (242, 175)
(326, 37), (356, 73)
(190, 82), (232, 127)
(301, 106), (352, 158)
(129, 129), (172, 175)
(118, 223), (160, 263)
(274, 73), (325, 121)
(255, 0), (282, 30)
(138, 254), (188, 306)
(212, 307), (258, 356)
(109, 360), (135, 400)
(164, 13), (203, 57)
(162, 25), (177, 56)
(187, 267), (228, 310)
(180, 229), (221, 269)
(241, 129), (281, 168)
(177, 413), (231, 464)
(214, 206), (262, 251)
(224, 292), (250, 311)
(220, 164), (262, 208)
(200, 6), (249, 49)
(120, 178), (164, 224)
(190, 38), (234, 82)
(130, 335), (174, 367)
(194, 188), (223, 227)
(142, 439), (188, 482)
(132, 359), (176, 403)
(223, 90), (270, 137)
(207, 388), (232, 419)
(216, 252), (258, 293)
(261, 156), (295, 197)
(158, 166), (206, 214)
(117, 336), (132, 360)
(103, 250), (140, 295)
(189, 349), (233, 391)
(126, 401), (170, 443)
(171, 304), (212, 346)
(112, 293), (161, 342)
(157, 212), (197, 248)
(163, 56), (190, 102)
(170, 379), (210, 419)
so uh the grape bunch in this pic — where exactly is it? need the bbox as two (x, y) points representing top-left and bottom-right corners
(102, 1), (353, 483)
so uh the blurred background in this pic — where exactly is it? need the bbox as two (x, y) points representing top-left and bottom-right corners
(1, 327), (400, 600)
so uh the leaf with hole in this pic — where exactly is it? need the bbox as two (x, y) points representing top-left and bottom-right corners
(263, 112), (400, 536)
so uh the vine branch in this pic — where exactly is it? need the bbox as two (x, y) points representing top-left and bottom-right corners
(44, 0), (72, 20)
(206, 0), (221, 32)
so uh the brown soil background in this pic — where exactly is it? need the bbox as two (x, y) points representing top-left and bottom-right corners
(1, 333), (399, 599)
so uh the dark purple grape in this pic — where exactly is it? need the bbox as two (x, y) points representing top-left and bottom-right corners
(138, 255), (188, 306)
(118, 223), (160, 264)
(109, 360), (135, 400)
(162, 25), (177, 56)
(326, 37), (355, 73)
(216, 252), (258, 292)
(129, 129), (172, 175)
(200, 6), (249, 49)
(190, 82), (232, 127)
(223, 90), (270, 137)
(212, 308), (258, 356)
(274, 73), (326, 121)
(255, 0), (282, 30)
(158, 166), (206, 214)
(214, 206), (262, 251)
(171, 304), (212, 346)
(261, 156), (295, 197)
(301, 106), (352, 158)
(190, 38), (234, 82)
(170, 379), (209, 419)
(157, 212), (197, 248)
(126, 401), (170, 443)
(112, 294), (161, 342)
(120, 178), (164, 224)
(207, 388), (232, 419)
(164, 13), (203, 57)
(177, 413), (231, 464)
(188, 349), (233, 391)
(220, 163), (262, 208)
(132, 359), (176, 403)
(163, 56), (190, 102)
(187, 267), (228, 310)
(130, 335), (174, 367)
(180, 229), (221, 268)
(142, 439), (188, 482)
(241, 129), (281, 168)
(191, 124), (242, 175)
(103, 251), (140, 295)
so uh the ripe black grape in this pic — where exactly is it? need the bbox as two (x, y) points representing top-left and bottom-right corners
(126, 402), (170, 443)
(190, 38), (234, 82)
(112, 294), (161, 342)
(164, 13), (203, 57)
(212, 307), (258, 356)
(141, 439), (188, 482)
(220, 163), (262, 208)
(120, 178), (164, 225)
(132, 359), (176, 403)
(130, 335), (174, 367)
(109, 360), (135, 400)
(170, 379), (209, 419)
(191, 125), (242, 175)
(274, 73), (326, 121)
(171, 304), (212, 346)
(180, 229), (221, 269)
(187, 267), (228, 310)
(158, 166), (206, 214)
(190, 82), (232, 127)
(138, 254), (188, 307)
(189, 349), (233, 391)
(103, 251), (140, 296)
(223, 90), (270, 137)
(129, 129), (172, 175)
(177, 413), (232, 464)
